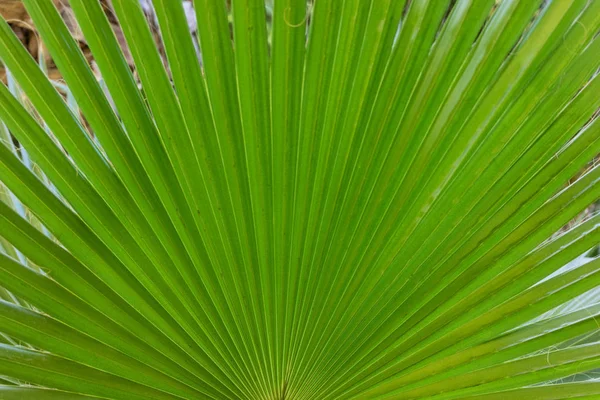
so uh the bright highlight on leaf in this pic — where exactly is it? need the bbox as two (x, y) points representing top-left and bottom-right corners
(0, 0), (599, 398)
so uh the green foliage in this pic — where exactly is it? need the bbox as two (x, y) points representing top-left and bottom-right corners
(0, 0), (599, 398)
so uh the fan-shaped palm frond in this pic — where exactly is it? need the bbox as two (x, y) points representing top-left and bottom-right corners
(0, 0), (599, 398)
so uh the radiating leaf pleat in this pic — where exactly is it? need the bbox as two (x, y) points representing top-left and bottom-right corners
(0, 0), (598, 398)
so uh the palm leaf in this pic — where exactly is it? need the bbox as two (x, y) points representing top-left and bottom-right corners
(0, 0), (599, 398)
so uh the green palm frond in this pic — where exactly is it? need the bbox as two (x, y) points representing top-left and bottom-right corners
(0, 0), (599, 398)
